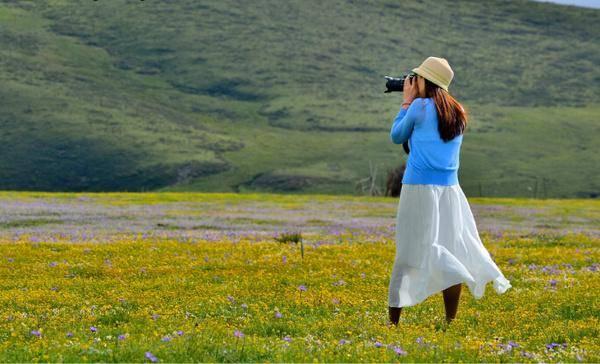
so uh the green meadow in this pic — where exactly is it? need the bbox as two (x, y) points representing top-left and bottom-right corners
(0, 1), (598, 197)
(1, 0), (598, 362)
(0, 192), (597, 362)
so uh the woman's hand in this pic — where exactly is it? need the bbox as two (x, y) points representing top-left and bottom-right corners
(402, 75), (418, 105)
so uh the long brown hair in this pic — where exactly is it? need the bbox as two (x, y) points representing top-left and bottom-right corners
(419, 78), (468, 142)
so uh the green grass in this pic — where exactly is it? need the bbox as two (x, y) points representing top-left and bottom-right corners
(0, 218), (63, 229)
(0, 192), (597, 362)
(0, 1), (598, 196)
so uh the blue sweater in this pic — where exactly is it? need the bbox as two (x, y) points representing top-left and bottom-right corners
(390, 97), (462, 186)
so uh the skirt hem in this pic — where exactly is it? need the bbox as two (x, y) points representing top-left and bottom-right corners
(389, 272), (511, 308)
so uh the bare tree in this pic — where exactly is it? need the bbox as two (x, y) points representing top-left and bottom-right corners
(355, 160), (383, 196)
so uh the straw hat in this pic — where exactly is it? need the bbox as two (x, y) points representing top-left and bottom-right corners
(412, 57), (454, 91)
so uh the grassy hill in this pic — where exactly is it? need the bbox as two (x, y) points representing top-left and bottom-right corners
(0, 0), (598, 197)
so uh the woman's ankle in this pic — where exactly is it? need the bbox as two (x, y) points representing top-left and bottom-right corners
(388, 306), (402, 325)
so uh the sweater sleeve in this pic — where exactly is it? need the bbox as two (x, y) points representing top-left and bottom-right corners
(390, 101), (419, 145)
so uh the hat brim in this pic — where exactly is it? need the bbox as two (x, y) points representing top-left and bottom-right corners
(412, 67), (449, 91)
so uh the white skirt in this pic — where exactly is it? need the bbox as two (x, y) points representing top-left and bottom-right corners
(388, 183), (512, 308)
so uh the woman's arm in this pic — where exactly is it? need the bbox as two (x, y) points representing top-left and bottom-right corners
(390, 101), (418, 145)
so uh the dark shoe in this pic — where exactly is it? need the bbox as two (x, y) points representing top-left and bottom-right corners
(388, 306), (402, 326)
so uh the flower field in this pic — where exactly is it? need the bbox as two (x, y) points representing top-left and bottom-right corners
(0, 192), (598, 362)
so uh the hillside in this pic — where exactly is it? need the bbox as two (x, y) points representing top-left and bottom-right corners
(0, 0), (598, 197)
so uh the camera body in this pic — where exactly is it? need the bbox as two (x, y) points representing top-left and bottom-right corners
(384, 74), (415, 93)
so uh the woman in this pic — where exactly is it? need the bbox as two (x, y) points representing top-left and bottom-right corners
(387, 57), (512, 326)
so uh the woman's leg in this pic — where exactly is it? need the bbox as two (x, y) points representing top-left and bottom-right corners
(388, 261), (404, 325)
(388, 306), (402, 325)
(442, 283), (462, 323)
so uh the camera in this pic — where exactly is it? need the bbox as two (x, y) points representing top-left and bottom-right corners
(384, 73), (415, 93)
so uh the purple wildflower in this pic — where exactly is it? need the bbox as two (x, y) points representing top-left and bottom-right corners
(283, 335), (292, 342)
(176, 330), (184, 336)
(374, 341), (383, 348)
(392, 345), (407, 355)
(298, 285), (307, 292)
(542, 265), (561, 275)
(333, 279), (346, 286)
(545, 342), (566, 351)
(282, 255), (287, 264)
(549, 279), (558, 287)
(145, 351), (158, 362)
(339, 338), (350, 345)
(66, 331), (73, 338)
(234, 329), (244, 338)
(48, 261), (58, 267)
(90, 326), (97, 333)
(161, 335), (171, 342)
(118, 334), (126, 340)
(508, 340), (519, 348)
(241, 303), (248, 309)
(227, 295), (235, 303)
(31, 329), (41, 337)
(275, 311), (283, 318)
